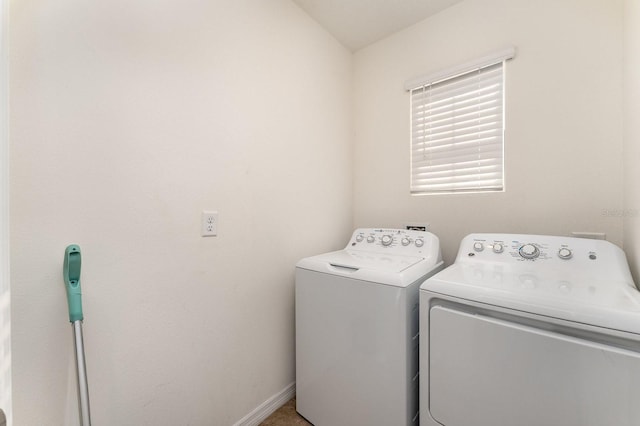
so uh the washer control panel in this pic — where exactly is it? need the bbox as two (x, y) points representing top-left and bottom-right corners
(348, 228), (436, 256)
(460, 233), (606, 263)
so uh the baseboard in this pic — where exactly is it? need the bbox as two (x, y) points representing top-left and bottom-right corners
(233, 382), (296, 426)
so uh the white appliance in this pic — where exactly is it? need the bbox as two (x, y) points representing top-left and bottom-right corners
(420, 233), (640, 426)
(296, 228), (443, 426)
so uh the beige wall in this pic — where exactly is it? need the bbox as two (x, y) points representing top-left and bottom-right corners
(0, 1), (8, 424)
(624, 0), (640, 282)
(354, 0), (625, 264)
(9, 0), (352, 424)
(8, 0), (636, 424)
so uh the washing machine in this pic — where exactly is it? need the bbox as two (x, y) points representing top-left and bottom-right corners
(420, 233), (640, 426)
(296, 228), (443, 426)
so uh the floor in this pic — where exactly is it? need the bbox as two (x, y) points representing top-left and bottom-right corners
(260, 398), (311, 426)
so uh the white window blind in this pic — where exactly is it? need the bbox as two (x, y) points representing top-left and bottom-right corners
(408, 49), (513, 194)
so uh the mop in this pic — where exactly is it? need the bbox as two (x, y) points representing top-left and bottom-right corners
(63, 244), (91, 426)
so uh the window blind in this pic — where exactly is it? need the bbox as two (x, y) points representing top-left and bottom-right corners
(409, 56), (510, 194)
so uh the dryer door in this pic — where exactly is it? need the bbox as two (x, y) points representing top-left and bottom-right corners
(428, 306), (640, 426)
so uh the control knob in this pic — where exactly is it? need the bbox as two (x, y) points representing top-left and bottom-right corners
(415, 239), (424, 247)
(558, 248), (572, 260)
(381, 235), (393, 246)
(366, 235), (375, 243)
(493, 243), (504, 253)
(519, 244), (540, 259)
(401, 237), (411, 246)
(473, 242), (484, 252)
(356, 234), (364, 242)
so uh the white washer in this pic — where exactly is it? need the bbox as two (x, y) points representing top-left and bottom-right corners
(420, 233), (640, 426)
(296, 228), (443, 426)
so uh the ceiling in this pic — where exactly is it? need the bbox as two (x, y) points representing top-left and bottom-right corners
(292, 0), (464, 51)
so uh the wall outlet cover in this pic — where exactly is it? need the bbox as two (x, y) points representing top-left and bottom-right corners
(202, 211), (218, 237)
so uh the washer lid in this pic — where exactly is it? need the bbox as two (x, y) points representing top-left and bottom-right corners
(422, 263), (640, 335)
(297, 249), (441, 287)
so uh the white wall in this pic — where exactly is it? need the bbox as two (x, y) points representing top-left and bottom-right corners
(8, 0), (635, 424)
(0, 0), (9, 423)
(354, 0), (624, 263)
(624, 0), (640, 282)
(9, 0), (352, 424)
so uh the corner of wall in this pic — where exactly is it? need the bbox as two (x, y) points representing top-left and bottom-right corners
(623, 0), (640, 283)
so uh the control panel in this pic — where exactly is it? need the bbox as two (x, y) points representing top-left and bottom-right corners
(463, 234), (604, 263)
(450, 233), (638, 301)
(456, 234), (624, 266)
(347, 228), (436, 256)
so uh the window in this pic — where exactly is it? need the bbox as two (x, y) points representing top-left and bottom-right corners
(406, 47), (515, 194)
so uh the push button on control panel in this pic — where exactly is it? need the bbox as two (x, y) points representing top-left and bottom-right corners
(558, 248), (573, 260)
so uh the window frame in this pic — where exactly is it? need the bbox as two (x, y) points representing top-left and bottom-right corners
(405, 47), (515, 195)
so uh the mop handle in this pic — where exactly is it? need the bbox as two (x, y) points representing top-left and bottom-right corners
(63, 244), (83, 322)
(63, 245), (92, 425)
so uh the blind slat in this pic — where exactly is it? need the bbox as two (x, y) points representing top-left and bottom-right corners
(412, 95), (503, 121)
(414, 168), (503, 183)
(413, 156), (501, 170)
(412, 151), (502, 167)
(413, 139), (503, 156)
(414, 121), (502, 144)
(411, 72), (503, 105)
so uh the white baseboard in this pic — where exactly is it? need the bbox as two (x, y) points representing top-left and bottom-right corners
(233, 382), (296, 426)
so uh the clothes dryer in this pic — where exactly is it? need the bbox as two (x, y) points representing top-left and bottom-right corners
(420, 233), (640, 426)
(296, 228), (443, 426)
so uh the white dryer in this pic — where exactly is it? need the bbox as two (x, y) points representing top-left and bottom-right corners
(296, 228), (443, 426)
(420, 233), (640, 426)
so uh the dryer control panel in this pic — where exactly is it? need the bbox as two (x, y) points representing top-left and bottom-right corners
(420, 232), (639, 316)
(456, 233), (635, 287)
(348, 228), (438, 257)
(461, 233), (613, 263)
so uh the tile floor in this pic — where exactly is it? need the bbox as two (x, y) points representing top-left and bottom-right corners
(260, 398), (311, 425)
